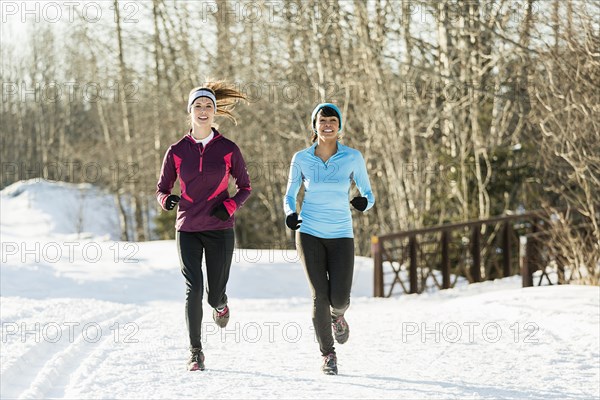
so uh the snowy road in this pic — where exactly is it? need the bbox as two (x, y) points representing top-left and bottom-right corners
(1, 181), (599, 399)
(2, 286), (599, 399)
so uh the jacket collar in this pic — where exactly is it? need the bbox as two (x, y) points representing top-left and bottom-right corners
(310, 141), (346, 155)
(185, 127), (222, 144)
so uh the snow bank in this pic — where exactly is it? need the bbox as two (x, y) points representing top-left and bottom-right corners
(1, 179), (121, 240)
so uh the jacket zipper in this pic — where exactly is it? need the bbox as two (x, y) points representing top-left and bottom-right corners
(192, 132), (219, 172)
(199, 145), (203, 172)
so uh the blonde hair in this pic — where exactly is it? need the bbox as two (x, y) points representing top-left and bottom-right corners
(188, 79), (248, 125)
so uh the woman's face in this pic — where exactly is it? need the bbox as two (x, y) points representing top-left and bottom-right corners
(191, 97), (215, 128)
(316, 113), (340, 142)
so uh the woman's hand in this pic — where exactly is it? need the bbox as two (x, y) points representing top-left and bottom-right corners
(210, 203), (231, 221)
(285, 213), (302, 230)
(165, 195), (180, 210)
(350, 196), (368, 212)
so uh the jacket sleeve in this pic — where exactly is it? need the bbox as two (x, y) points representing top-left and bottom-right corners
(353, 151), (375, 211)
(156, 147), (177, 210)
(224, 144), (252, 215)
(283, 152), (302, 216)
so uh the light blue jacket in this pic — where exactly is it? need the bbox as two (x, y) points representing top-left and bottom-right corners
(284, 142), (375, 239)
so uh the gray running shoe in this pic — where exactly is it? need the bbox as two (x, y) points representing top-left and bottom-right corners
(322, 353), (338, 375)
(187, 348), (205, 371)
(332, 315), (349, 344)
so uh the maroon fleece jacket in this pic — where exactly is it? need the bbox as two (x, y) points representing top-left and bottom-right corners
(156, 129), (251, 232)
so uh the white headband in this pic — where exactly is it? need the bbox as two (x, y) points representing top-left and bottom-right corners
(187, 89), (217, 113)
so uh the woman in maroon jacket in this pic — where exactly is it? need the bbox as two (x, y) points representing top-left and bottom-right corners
(156, 81), (251, 371)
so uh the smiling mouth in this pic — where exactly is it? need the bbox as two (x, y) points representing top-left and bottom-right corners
(323, 129), (333, 133)
(198, 117), (208, 120)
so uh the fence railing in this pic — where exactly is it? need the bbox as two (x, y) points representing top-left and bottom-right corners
(371, 210), (553, 297)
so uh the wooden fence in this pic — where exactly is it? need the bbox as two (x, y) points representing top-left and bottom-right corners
(371, 210), (572, 297)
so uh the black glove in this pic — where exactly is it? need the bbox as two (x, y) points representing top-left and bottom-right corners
(285, 213), (302, 230)
(350, 196), (368, 212)
(165, 194), (180, 211)
(211, 203), (231, 221)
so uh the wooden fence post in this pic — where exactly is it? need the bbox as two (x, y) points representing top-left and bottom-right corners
(441, 230), (450, 289)
(503, 222), (513, 277)
(372, 236), (384, 297)
(409, 235), (418, 294)
(520, 235), (533, 287)
(471, 224), (482, 282)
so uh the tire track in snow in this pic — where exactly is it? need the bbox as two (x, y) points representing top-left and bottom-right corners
(57, 302), (186, 398)
(3, 306), (141, 399)
(1, 307), (127, 398)
(59, 308), (154, 399)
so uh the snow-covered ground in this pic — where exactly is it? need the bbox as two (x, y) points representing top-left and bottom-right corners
(1, 180), (599, 399)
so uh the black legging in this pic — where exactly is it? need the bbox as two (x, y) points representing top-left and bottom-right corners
(296, 232), (354, 356)
(177, 229), (235, 350)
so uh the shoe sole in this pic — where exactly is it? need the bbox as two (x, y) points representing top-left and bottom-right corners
(215, 318), (229, 328)
(213, 309), (230, 328)
(334, 327), (349, 344)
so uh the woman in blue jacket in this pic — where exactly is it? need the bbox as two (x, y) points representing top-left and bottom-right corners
(284, 103), (375, 375)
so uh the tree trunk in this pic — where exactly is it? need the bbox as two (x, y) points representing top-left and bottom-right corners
(114, 0), (145, 241)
